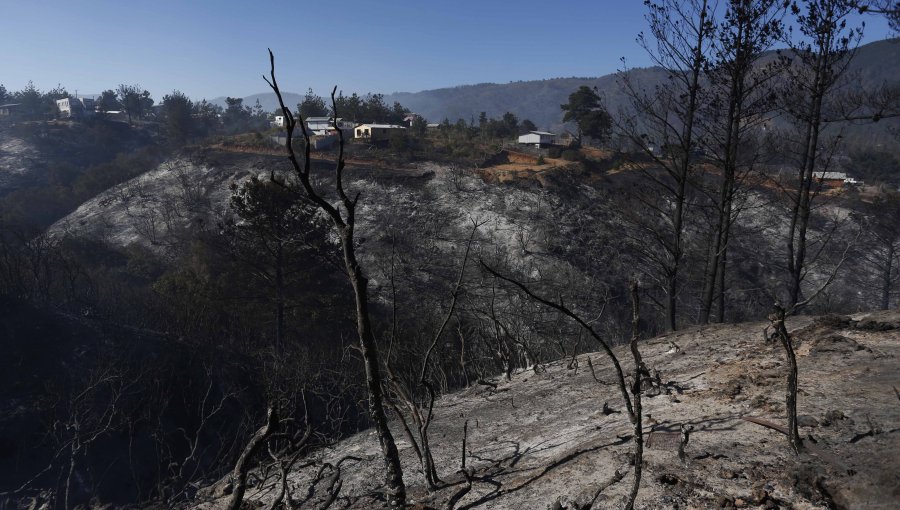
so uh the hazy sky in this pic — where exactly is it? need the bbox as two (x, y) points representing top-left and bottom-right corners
(0, 0), (893, 101)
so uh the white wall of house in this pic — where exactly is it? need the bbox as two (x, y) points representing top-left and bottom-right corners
(305, 117), (355, 135)
(518, 131), (556, 146)
(56, 97), (94, 118)
(354, 124), (406, 141)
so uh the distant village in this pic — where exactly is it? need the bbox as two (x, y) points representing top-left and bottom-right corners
(1, 94), (562, 144)
(0, 93), (867, 190)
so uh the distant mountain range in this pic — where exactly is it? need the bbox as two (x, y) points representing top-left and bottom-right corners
(211, 39), (899, 152)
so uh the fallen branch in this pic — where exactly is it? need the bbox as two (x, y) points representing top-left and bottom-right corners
(588, 469), (626, 508)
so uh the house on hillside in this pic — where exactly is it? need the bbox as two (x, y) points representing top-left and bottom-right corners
(354, 123), (406, 142)
(306, 117), (355, 136)
(0, 103), (20, 117)
(518, 131), (557, 147)
(403, 113), (421, 126)
(815, 171), (858, 188)
(56, 97), (95, 119)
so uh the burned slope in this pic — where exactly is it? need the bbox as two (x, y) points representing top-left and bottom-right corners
(0, 120), (163, 230)
(46, 146), (869, 335)
(194, 311), (900, 509)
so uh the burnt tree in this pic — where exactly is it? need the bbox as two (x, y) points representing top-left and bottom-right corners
(264, 51), (407, 507)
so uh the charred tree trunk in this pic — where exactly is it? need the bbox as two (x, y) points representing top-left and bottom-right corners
(768, 306), (802, 454)
(783, 0), (861, 310)
(787, 104), (821, 309)
(265, 52), (406, 507)
(665, 0), (710, 332)
(715, 218), (731, 322)
(700, 115), (738, 324)
(622, 0), (713, 332)
(481, 264), (647, 505)
(699, 0), (786, 323)
(385, 227), (474, 491)
(458, 326), (471, 387)
(275, 240), (285, 356)
(339, 204), (406, 507)
(882, 243), (894, 310)
(227, 407), (278, 510)
(64, 443), (79, 510)
(625, 282), (645, 510)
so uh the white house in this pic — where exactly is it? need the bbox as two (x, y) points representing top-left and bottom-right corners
(354, 124), (406, 142)
(814, 171), (861, 188)
(518, 131), (557, 147)
(56, 97), (95, 118)
(306, 117), (355, 136)
(0, 103), (20, 117)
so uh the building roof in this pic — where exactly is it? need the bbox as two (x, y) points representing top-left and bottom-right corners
(356, 124), (406, 129)
(528, 131), (556, 136)
(0, 103), (21, 108)
(815, 171), (848, 180)
(306, 116), (342, 122)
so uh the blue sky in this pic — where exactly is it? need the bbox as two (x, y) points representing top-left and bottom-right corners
(0, 0), (893, 101)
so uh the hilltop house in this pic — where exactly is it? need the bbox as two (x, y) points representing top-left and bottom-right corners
(518, 131), (557, 147)
(0, 103), (20, 117)
(272, 115), (354, 136)
(815, 171), (859, 188)
(403, 113), (421, 126)
(56, 97), (95, 119)
(354, 123), (406, 142)
(306, 117), (355, 136)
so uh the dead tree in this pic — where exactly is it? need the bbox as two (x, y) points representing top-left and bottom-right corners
(264, 51), (406, 507)
(625, 282), (646, 510)
(778, 0), (864, 309)
(456, 324), (471, 387)
(265, 391), (313, 510)
(697, 0), (787, 323)
(767, 230), (857, 454)
(767, 306), (803, 453)
(385, 222), (477, 491)
(164, 368), (234, 502)
(445, 420), (472, 510)
(757, 2), (867, 455)
(851, 190), (900, 310)
(618, 0), (716, 331)
(482, 262), (647, 510)
(226, 407), (279, 510)
(40, 362), (136, 510)
(474, 278), (518, 381)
